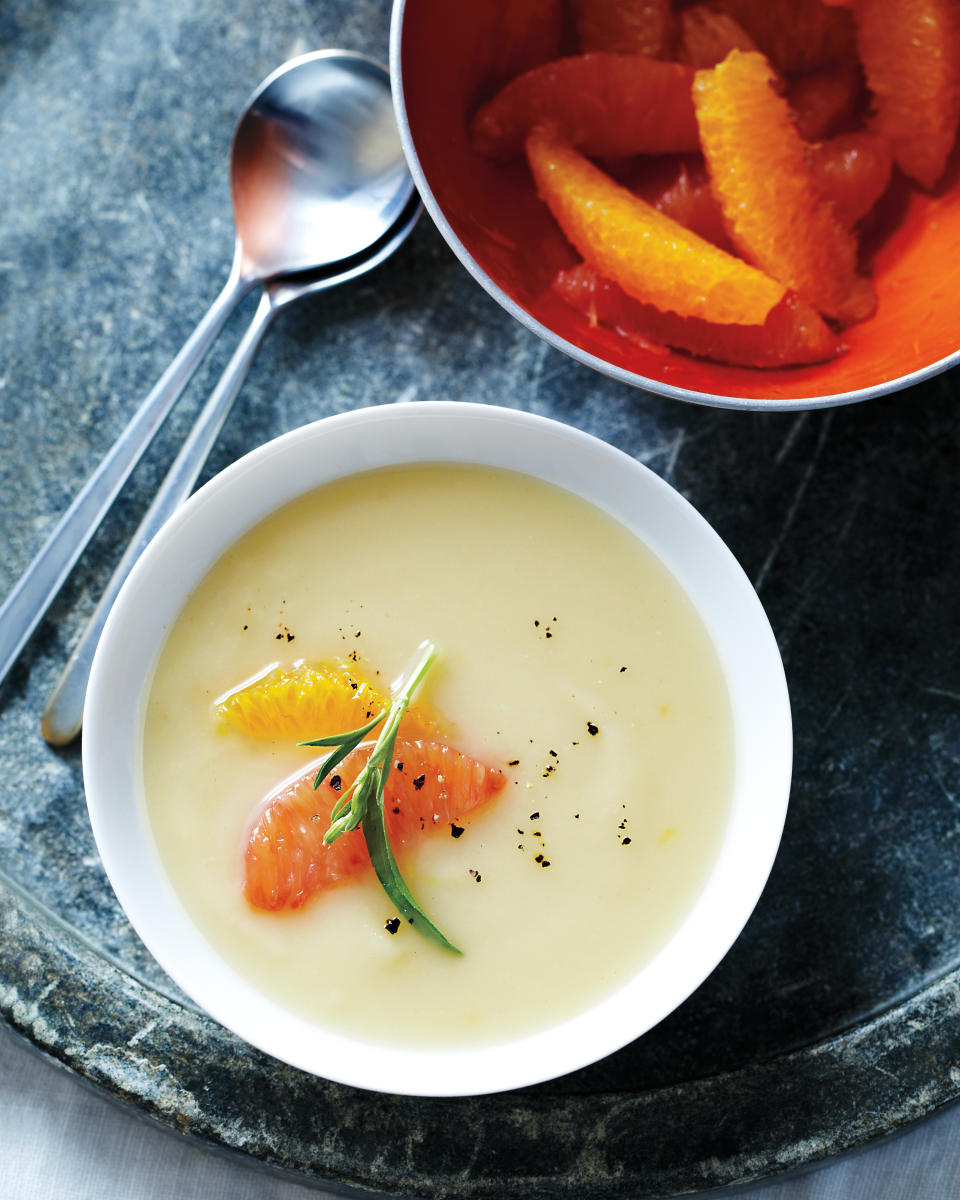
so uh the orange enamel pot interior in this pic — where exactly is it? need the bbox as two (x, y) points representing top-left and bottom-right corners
(391, 0), (960, 409)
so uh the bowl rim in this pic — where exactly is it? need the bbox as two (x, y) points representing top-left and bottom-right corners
(83, 401), (792, 1096)
(388, 0), (960, 413)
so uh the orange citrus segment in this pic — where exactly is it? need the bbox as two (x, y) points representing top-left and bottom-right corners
(215, 661), (440, 742)
(245, 740), (506, 911)
(679, 5), (759, 69)
(525, 125), (786, 325)
(809, 132), (892, 227)
(571, 0), (677, 57)
(787, 58), (863, 142)
(470, 53), (699, 161)
(854, 0), (960, 189)
(553, 261), (842, 366)
(699, 0), (855, 74)
(693, 50), (875, 324)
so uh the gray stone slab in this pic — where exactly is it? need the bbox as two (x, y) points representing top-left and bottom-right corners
(1, 0), (959, 1195)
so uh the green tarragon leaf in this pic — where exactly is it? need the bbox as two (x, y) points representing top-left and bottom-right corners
(298, 640), (461, 953)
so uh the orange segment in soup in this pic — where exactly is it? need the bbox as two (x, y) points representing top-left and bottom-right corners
(216, 661), (441, 742)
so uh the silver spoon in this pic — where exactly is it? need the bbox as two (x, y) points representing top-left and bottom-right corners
(41, 194), (420, 745)
(0, 49), (415, 699)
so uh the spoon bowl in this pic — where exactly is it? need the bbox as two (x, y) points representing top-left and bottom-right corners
(232, 51), (416, 279)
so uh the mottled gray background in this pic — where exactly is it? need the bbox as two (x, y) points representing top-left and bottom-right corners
(1, 0), (959, 1195)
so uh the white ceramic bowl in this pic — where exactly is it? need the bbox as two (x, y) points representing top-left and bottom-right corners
(83, 402), (791, 1096)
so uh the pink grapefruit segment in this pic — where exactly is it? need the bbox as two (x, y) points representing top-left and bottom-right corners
(470, 53), (699, 161)
(245, 740), (506, 911)
(553, 261), (842, 367)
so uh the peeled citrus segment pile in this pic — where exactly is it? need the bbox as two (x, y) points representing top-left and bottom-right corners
(679, 5), (758, 69)
(693, 50), (875, 325)
(526, 124), (786, 324)
(571, 0), (676, 56)
(854, 0), (960, 190)
(469, 0), (958, 368)
(555, 262), (841, 366)
(809, 132), (892, 228)
(216, 661), (440, 742)
(245, 740), (506, 911)
(469, 53), (699, 160)
(700, 0), (855, 74)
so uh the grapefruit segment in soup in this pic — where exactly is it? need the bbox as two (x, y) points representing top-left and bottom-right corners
(245, 739), (507, 911)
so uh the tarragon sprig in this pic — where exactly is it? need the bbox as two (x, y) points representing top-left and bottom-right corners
(298, 640), (461, 954)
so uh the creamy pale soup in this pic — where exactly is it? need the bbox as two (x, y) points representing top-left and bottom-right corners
(142, 464), (733, 1048)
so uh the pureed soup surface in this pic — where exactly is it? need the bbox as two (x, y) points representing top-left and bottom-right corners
(142, 464), (733, 1048)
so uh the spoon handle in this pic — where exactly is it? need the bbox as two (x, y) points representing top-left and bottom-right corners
(0, 254), (250, 696)
(41, 289), (277, 745)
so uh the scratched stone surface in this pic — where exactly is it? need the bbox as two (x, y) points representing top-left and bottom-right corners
(1, 0), (959, 1196)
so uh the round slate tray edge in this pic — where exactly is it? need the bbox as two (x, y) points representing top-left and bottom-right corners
(4, 869), (959, 1198)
